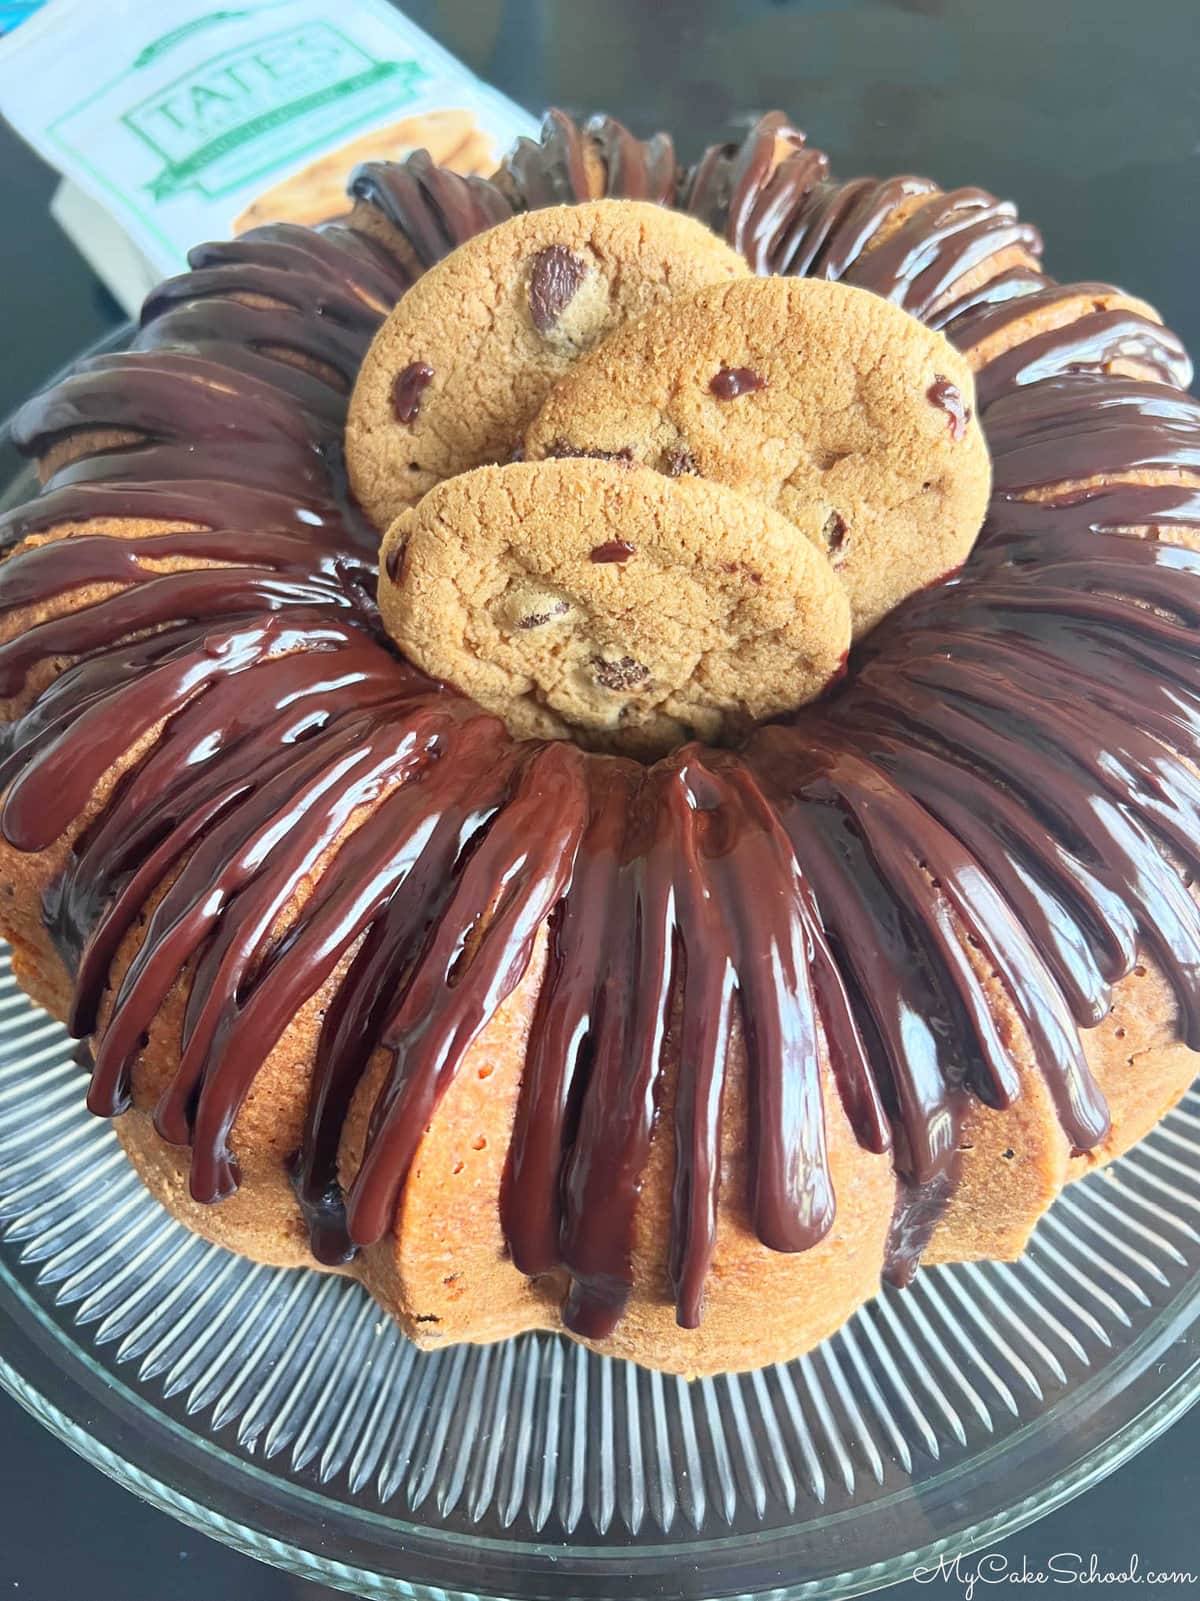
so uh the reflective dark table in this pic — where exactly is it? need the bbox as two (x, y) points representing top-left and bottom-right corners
(2, 2), (1199, 1596)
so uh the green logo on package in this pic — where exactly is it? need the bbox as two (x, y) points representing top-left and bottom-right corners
(122, 21), (428, 202)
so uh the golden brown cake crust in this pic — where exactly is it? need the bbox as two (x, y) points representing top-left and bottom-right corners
(2, 817), (1193, 1376)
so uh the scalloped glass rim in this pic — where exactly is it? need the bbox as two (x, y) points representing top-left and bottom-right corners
(3, 339), (1200, 1601)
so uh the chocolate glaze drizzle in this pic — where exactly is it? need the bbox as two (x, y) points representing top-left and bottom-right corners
(681, 112), (829, 273)
(348, 150), (514, 278)
(4, 113), (1200, 1335)
(495, 109), (677, 209)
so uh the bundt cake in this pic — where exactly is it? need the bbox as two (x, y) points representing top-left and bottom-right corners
(1, 108), (1198, 1377)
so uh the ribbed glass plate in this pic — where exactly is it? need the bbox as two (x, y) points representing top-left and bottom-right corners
(3, 426), (1200, 1601)
(6, 943), (1200, 1599)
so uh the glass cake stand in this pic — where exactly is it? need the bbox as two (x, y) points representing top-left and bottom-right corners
(3, 397), (1200, 1601)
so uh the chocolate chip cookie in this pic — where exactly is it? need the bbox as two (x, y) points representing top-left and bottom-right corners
(378, 459), (851, 755)
(346, 200), (749, 532)
(525, 275), (991, 636)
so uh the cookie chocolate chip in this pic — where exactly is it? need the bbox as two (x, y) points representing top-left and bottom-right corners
(592, 654), (649, 691)
(497, 577), (573, 632)
(823, 511), (849, 562)
(546, 437), (634, 464)
(391, 362), (433, 424)
(665, 447), (699, 477)
(709, 365), (766, 399)
(589, 539), (636, 563)
(521, 604), (570, 629)
(528, 245), (588, 332)
(927, 375), (970, 440)
(384, 539), (408, 583)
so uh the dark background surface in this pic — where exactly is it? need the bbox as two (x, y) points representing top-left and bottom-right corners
(2, 1), (1200, 1596)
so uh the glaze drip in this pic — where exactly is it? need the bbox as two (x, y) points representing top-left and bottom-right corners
(348, 150), (514, 274)
(684, 118), (1042, 319)
(494, 109), (678, 210)
(682, 112), (830, 273)
(838, 187), (1043, 319)
(943, 280), (1192, 408)
(3, 118), (1199, 1336)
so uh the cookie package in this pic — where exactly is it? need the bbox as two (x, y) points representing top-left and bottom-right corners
(0, 0), (536, 313)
